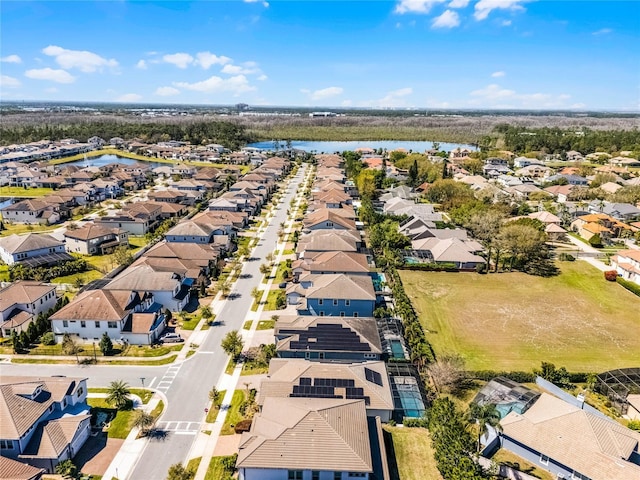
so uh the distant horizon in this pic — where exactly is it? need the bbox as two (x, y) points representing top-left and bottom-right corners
(1, 99), (638, 116)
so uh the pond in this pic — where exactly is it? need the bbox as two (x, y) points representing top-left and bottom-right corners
(247, 140), (476, 153)
(61, 154), (164, 169)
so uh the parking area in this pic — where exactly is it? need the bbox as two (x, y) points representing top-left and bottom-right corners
(74, 433), (124, 477)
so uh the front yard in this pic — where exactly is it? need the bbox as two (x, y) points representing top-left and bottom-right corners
(383, 426), (442, 480)
(400, 261), (640, 372)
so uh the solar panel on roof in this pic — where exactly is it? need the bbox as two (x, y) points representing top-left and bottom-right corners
(364, 367), (383, 386)
(300, 377), (312, 386)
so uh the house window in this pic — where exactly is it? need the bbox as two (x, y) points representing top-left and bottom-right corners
(335, 474), (342, 480)
(327, 222), (334, 227)
(353, 312), (358, 317)
(319, 352), (325, 360)
(63, 320), (69, 327)
(348, 474), (366, 478)
(77, 386), (84, 397)
(305, 351), (311, 359)
(312, 472), (320, 480)
(80, 321), (86, 328)
(364, 353), (376, 359)
(95, 321), (100, 328)
(340, 312), (345, 317)
(540, 454), (549, 465)
(333, 299), (338, 306)
(345, 299), (350, 306)
(107, 321), (118, 328)
(288, 471), (303, 480)
(319, 311), (325, 317)
(0, 440), (13, 449)
(318, 299), (323, 305)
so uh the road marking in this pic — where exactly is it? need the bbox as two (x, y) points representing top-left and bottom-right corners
(146, 376), (157, 388)
(155, 421), (201, 435)
(156, 364), (183, 392)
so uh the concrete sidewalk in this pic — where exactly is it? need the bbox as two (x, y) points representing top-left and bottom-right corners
(565, 235), (611, 272)
(101, 391), (167, 480)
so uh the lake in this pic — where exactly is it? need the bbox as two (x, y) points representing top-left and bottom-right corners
(62, 154), (164, 169)
(247, 140), (476, 153)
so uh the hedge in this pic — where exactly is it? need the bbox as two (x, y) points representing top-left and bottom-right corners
(400, 263), (459, 272)
(617, 277), (640, 297)
(469, 370), (588, 384)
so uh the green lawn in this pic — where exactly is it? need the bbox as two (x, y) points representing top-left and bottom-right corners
(400, 261), (640, 371)
(0, 264), (9, 282)
(256, 320), (275, 330)
(383, 426), (442, 480)
(0, 186), (53, 197)
(491, 449), (555, 480)
(205, 456), (235, 480)
(49, 269), (104, 285)
(89, 388), (154, 404)
(87, 398), (135, 439)
(221, 390), (247, 435)
(186, 457), (202, 476)
(242, 320), (253, 330)
(263, 289), (285, 311)
(0, 222), (56, 236)
(206, 389), (227, 423)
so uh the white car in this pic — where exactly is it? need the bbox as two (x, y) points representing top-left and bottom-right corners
(160, 333), (184, 343)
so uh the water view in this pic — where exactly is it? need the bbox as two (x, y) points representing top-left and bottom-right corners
(247, 140), (476, 153)
(63, 154), (164, 169)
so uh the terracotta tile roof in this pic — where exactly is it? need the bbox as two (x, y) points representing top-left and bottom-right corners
(50, 289), (135, 322)
(237, 397), (372, 472)
(0, 455), (44, 480)
(501, 393), (640, 479)
(20, 414), (91, 459)
(0, 281), (56, 313)
(0, 234), (63, 255)
(303, 209), (356, 230)
(299, 273), (375, 300)
(63, 223), (123, 241)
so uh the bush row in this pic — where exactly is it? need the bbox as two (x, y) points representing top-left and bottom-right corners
(617, 277), (640, 297)
(9, 259), (89, 282)
(469, 370), (589, 384)
(400, 263), (459, 272)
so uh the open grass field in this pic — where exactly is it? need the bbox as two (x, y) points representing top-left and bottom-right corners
(0, 186), (54, 197)
(400, 261), (640, 372)
(383, 426), (442, 480)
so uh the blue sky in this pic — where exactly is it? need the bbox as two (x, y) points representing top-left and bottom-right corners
(1, 0), (638, 110)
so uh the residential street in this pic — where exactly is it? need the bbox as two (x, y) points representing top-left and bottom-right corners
(1, 164), (307, 480)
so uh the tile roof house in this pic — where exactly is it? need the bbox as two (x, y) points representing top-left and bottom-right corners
(259, 359), (393, 421)
(0, 199), (60, 225)
(237, 397), (381, 480)
(0, 281), (57, 338)
(610, 249), (640, 286)
(275, 315), (383, 361)
(589, 201), (640, 222)
(292, 251), (370, 281)
(143, 240), (219, 275)
(50, 289), (166, 345)
(0, 455), (44, 480)
(287, 274), (376, 317)
(0, 234), (71, 267)
(104, 263), (191, 312)
(498, 392), (640, 480)
(411, 237), (485, 269)
(570, 214), (632, 244)
(0, 376), (91, 474)
(296, 230), (362, 257)
(63, 223), (128, 255)
(302, 209), (357, 232)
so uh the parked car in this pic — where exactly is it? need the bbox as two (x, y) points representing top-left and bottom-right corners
(160, 332), (184, 343)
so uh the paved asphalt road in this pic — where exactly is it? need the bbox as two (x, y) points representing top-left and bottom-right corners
(1, 164), (307, 480)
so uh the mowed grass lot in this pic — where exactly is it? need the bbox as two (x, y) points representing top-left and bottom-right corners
(383, 426), (442, 480)
(400, 261), (640, 372)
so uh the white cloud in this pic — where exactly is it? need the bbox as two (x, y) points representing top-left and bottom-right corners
(448, 0), (469, 7)
(42, 45), (118, 72)
(116, 93), (142, 102)
(174, 75), (255, 95)
(306, 86), (344, 101)
(501, 19), (512, 26)
(395, 0), (446, 14)
(155, 86), (180, 97)
(136, 60), (147, 70)
(221, 62), (262, 75)
(432, 10), (460, 28)
(244, 0), (269, 6)
(469, 83), (575, 108)
(362, 87), (413, 108)
(257, 74), (268, 81)
(491, 70), (506, 77)
(1, 75), (21, 88)
(195, 52), (232, 69)
(474, 0), (527, 21)
(25, 68), (75, 84)
(163, 53), (194, 69)
(1, 55), (22, 64)
(592, 28), (612, 36)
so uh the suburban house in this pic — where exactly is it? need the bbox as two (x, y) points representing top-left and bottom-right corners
(410, 236), (485, 270)
(570, 213), (632, 244)
(497, 392), (640, 480)
(0, 234), (71, 267)
(50, 289), (166, 344)
(302, 209), (357, 232)
(143, 241), (219, 276)
(237, 397), (385, 480)
(63, 223), (128, 255)
(588, 201), (640, 222)
(0, 376), (91, 474)
(103, 264), (191, 311)
(291, 251), (371, 282)
(274, 316), (383, 361)
(296, 230), (362, 257)
(287, 274), (376, 317)
(0, 456), (44, 480)
(611, 249), (640, 285)
(0, 199), (60, 225)
(259, 359), (394, 422)
(0, 281), (57, 338)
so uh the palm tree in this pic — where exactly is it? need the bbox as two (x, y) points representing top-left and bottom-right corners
(200, 305), (213, 321)
(209, 387), (220, 407)
(55, 459), (77, 479)
(133, 410), (155, 436)
(107, 380), (131, 410)
(220, 280), (231, 298)
(467, 403), (502, 452)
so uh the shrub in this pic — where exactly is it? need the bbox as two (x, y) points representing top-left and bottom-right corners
(234, 419), (253, 434)
(558, 253), (575, 261)
(617, 277), (640, 297)
(604, 270), (618, 282)
(41, 332), (56, 346)
(403, 417), (429, 428)
(469, 370), (536, 383)
(628, 420), (640, 431)
(475, 263), (487, 274)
